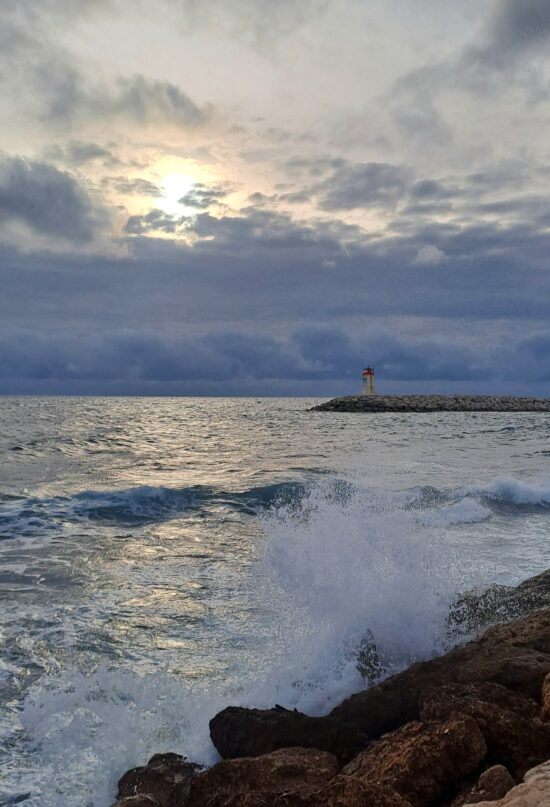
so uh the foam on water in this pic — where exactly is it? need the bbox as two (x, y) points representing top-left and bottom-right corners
(464, 475), (550, 507)
(8, 476), (486, 807)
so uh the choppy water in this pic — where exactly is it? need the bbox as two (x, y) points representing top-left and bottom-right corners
(1, 397), (550, 806)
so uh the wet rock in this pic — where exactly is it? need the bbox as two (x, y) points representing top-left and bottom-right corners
(448, 571), (550, 638)
(210, 706), (367, 762)
(116, 753), (201, 807)
(187, 747), (338, 807)
(355, 629), (386, 683)
(462, 765), (515, 804)
(330, 608), (550, 739)
(343, 716), (487, 807)
(419, 682), (550, 777)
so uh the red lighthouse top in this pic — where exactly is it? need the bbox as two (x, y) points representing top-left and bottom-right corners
(362, 366), (374, 378)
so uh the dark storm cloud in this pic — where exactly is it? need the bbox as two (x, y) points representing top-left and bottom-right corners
(488, 0), (550, 55)
(0, 157), (103, 242)
(6, 320), (550, 395)
(0, 326), (488, 389)
(315, 162), (411, 211)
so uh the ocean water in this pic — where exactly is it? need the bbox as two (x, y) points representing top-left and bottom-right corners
(1, 397), (550, 806)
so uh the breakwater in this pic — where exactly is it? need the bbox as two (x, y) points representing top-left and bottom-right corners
(311, 394), (550, 412)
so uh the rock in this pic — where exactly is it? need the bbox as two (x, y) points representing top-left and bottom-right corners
(448, 571), (550, 638)
(275, 776), (412, 806)
(310, 395), (550, 413)
(542, 672), (550, 721)
(111, 798), (161, 807)
(355, 629), (386, 683)
(419, 682), (550, 777)
(343, 716), (487, 807)
(473, 760), (550, 805)
(330, 609), (550, 739)
(117, 753), (201, 807)
(462, 765), (515, 803)
(210, 706), (367, 762)
(187, 747), (338, 807)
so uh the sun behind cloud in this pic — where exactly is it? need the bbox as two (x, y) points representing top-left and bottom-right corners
(157, 172), (196, 215)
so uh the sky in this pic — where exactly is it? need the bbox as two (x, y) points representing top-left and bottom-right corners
(2, 0), (550, 395)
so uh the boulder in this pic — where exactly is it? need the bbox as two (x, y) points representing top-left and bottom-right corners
(542, 672), (550, 721)
(116, 753), (201, 807)
(343, 716), (487, 807)
(111, 798), (160, 807)
(473, 760), (550, 805)
(448, 571), (550, 638)
(419, 682), (550, 777)
(330, 609), (550, 738)
(187, 747), (338, 807)
(275, 776), (412, 806)
(209, 706), (367, 762)
(462, 765), (515, 804)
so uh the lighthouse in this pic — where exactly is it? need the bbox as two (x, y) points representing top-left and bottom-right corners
(362, 366), (376, 395)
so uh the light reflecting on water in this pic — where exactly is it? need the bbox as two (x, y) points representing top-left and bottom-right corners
(1, 397), (550, 805)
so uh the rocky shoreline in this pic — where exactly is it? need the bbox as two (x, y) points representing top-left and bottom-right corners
(111, 570), (550, 806)
(310, 395), (550, 413)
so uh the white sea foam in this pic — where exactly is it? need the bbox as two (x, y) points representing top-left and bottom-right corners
(18, 473), (550, 806)
(464, 475), (550, 507)
(13, 476), (483, 807)
(414, 497), (492, 527)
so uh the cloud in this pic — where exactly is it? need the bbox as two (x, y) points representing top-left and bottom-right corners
(316, 162), (411, 211)
(414, 244), (446, 266)
(179, 183), (229, 209)
(488, 0), (550, 56)
(0, 157), (103, 243)
(44, 141), (117, 166)
(125, 209), (181, 235)
(176, 0), (329, 46)
(40, 72), (211, 128)
(8, 321), (550, 395)
(111, 177), (161, 197)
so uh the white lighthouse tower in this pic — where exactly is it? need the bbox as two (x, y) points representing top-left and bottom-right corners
(362, 366), (376, 395)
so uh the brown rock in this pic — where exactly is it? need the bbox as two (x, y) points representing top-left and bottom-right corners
(462, 765), (515, 803)
(187, 747), (339, 807)
(210, 706), (367, 762)
(473, 760), (550, 805)
(111, 798), (161, 807)
(541, 672), (550, 721)
(419, 682), (550, 776)
(330, 609), (550, 739)
(274, 776), (412, 806)
(117, 753), (201, 807)
(343, 717), (487, 807)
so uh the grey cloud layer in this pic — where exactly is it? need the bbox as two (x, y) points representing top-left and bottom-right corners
(1, 0), (550, 393)
(0, 157), (103, 242)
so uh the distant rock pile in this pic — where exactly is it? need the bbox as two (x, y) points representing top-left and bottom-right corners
(111, 571), (550, 807)
(311, 395), (550, 413)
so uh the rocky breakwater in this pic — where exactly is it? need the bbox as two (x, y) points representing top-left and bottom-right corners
(111, 571), (550, 807)
(310, 394), (550, 413)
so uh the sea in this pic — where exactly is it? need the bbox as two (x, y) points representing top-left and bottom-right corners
(1, 396), (550, 806)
